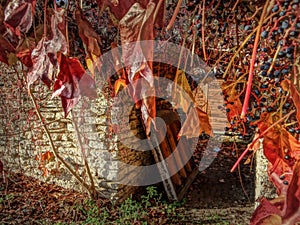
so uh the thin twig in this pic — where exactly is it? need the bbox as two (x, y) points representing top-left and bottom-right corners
(245, 6), (262, 21)
(233, 141), (251, 203)
(201, 0), (207, 61)
(166, 0), (183, 31)
(232, 0), (239, 12)
(153, 0), (164, 24)
(71, 110), (96, 198)
(222, 11), (276, 79)
(212, 0), (220, 12)
(28, 86), (95, 198)
(43, 0), (48, 37)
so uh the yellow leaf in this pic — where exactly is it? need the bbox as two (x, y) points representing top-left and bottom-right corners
(173, 69), (195, 113)
(244, 156), (252, 165)
(114, 78), (127, 95)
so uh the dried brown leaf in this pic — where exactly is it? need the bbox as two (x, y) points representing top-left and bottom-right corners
(0, 35), (15, 64)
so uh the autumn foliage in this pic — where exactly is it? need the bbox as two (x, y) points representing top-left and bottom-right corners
(0, 0), (299, 224)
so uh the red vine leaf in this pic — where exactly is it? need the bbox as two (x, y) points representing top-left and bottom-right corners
(75, 10), (102, 77)
(282, 161), (300, 224)
(117, 2), (157, 136)
(52, 55), (97, 116)
(261, 126), (299, 195)
(0, 35), (15, 65)
(46, 8), (67, 64)
(250, 198), (282, 225)
(16, 37), (35, 67)
(281, 79), (300, 124)
(27, 38), (54, 87)
(4, 0), (36, 37)
(251, 113), (300, 225)
(0, 5), (6, 34)
(251, 162), (300, 225)
(27, 9), (67, 87)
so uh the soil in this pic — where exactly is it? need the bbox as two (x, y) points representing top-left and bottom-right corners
(181, 140), (255, 224)
(0, 140), (255, 224)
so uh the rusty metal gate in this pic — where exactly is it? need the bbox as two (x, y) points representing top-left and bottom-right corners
(150, 109), (199, 201)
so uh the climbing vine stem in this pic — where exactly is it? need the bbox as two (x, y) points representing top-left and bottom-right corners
(240, 0), (271, 119)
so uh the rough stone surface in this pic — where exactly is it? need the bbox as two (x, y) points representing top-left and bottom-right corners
(255, 139), (277, 207)
(0, 63), (153, 201)
(0, 62), (274, 204)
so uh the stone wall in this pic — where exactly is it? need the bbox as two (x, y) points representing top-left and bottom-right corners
(255, 139), (277, 207)
(0, 62), (275, 204)
(0, 62), (153, 201)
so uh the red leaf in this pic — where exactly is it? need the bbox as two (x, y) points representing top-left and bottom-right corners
(27, 37), (54, 87)
(261, 126), (300, 195)
(282, 161), (300, 224)
(16, 47), (33, 67)
(27, 9), (67, 87)
(250, 198), (282, 225)
(251, 115), (300, 225)
(97, 0), (135, 20)
(52, 55), (97, 116)
(118, 2), (157, 135)
(47, 8), (67, 59)
(101, 1), (165, 136)
(0, 35), (15, 64)
(252, 162), (300, 225)
(4, 0), (36, 37)
(75, 10), (102, 77)
(0, 5), (6, 33)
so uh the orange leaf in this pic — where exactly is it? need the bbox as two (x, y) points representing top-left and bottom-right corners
(41, 151), (52, 161)
(250, 198), (282, 225)
(42, 167), (48, 177)
(114, 78), (127, 95)
(258, 215), (282, 225)
(221, 81), (243, 120)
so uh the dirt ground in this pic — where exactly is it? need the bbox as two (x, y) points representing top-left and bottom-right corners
(181, 140), (255, 224)
(0, 139), (255, 224)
